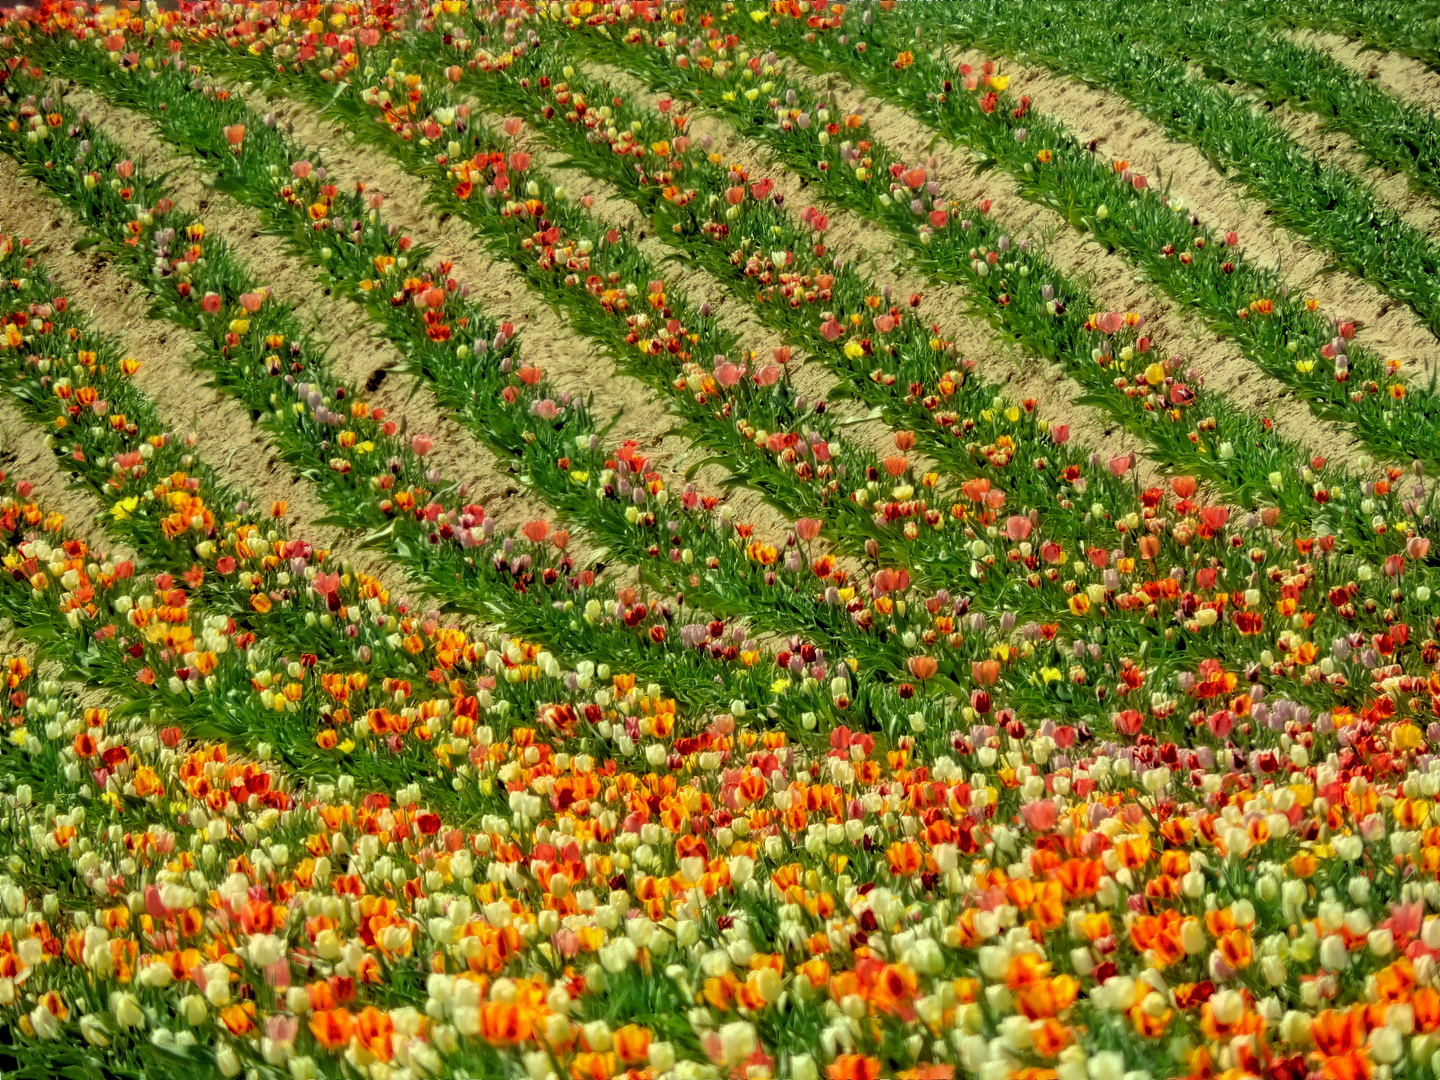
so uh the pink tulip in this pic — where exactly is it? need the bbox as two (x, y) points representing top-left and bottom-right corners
(411, 434), (433, 456)
(929, 209), (948, 229)
(820, 318), (844, 342)
(1107, 453), (1132, 477)
(503, 116), (524, 136)
(1040, 541), (1064, 564)
(1021, 799), (1058, 832)
(753, 364), (780, 386)
(796, 518), (823, 541)
(715, 362), (742, 387)
(1050, 424), (1070, 445)
(239, 291), (264, 313)
(812, 440), (832, 463)
(290, 160), (313, 180)
(1005, 515), (1032, 541)
(507, 151), (531, 172)
(874, 314), (896, 333)
(1408, 536), (1431, 560)
(1096, 311), (1124, 334)
(445, 64), (462, 82)
(201, 292), (222, 313)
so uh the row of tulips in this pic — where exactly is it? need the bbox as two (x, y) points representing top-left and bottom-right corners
(1256, 0), (1440, 76)
(1094, 1), (1440, 204)
(618, 0), (1440, 484)
(882, 0), (1440, 337)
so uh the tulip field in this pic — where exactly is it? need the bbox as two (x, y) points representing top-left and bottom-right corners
(2, 0), (1440, 1077)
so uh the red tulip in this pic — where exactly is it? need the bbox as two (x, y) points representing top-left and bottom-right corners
(1199, 506), (1230, 531)
(962, 477), (990, 503)
(1114, 709), (1144, 736)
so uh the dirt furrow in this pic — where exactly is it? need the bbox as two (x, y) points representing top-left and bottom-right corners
(1218, 84), (1440, 241)
(960, 53), (1440, 368)
(1288, 29), (1440, 114)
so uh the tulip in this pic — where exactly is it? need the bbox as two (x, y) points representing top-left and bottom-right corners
(907, 655), (938, 681)
(972, 660), (1000, 686)
(1199, 506), (1229, 531)
(411, 434), (433, 456)
(795, 518), (823, 542)
(1107, 453), (1132, 477)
